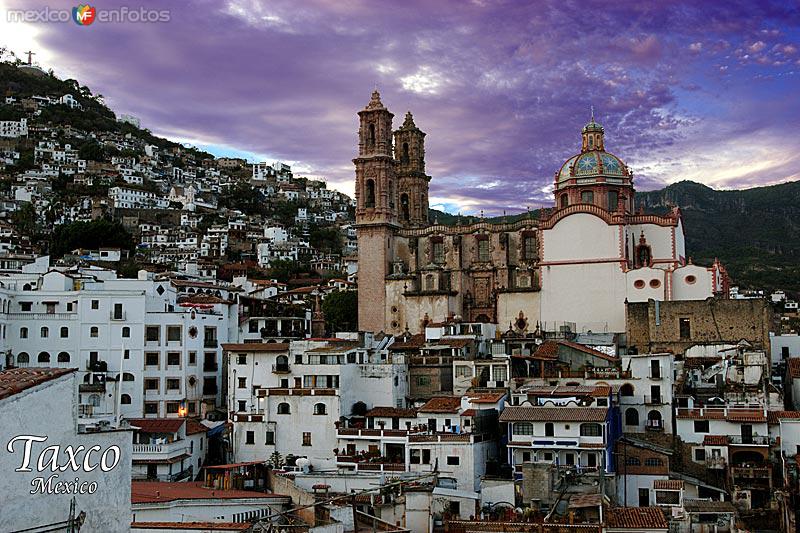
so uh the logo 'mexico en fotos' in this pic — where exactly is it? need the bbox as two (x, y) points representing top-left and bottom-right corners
(72, 4), (96, 25)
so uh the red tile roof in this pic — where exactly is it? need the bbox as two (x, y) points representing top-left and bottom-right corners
(767, 410), (800, 424)
(499, 406), (608, 422)
(653, 479), (684, 490)
(365, 407), (418, 418)
(418, 396), (462, 413)
(675, 408), (766, 422)
(533, 341), (559, 359)
(129, 418), (185, 434)
(389, 334), (425, 351)
(131, 522), (250, 531)
(605, 507), (668, 530)
(185, 419), (208, 435)
(703, 435), (728, 446)
(0, 368), (75, 401)
(467, 392), (506, 404)
(533, 340), (618, 362)
(788, 358), (800, 379)
(221, 342), (289, 352)
(131, 482), (283, 504)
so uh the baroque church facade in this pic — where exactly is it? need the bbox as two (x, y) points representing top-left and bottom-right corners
(354, 91), (728, 335)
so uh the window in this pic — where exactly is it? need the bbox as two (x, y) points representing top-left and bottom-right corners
(144, 402), (158, 415)
(166, 402), (179, 414)
(277, 403), (291, 414)
(693, 420), (709, 433)
(447, 456), (460, 466)
(644, 457), (663, 467)
(238, 400), (246, 412)
(19, 327), (27, 339)
(145, 352), (159, 367)
(432, 240), (444, 264)
(167, 326), (182, 343)
(477, 238), (490, 262)
(655, 490), (680, 505)
(545, 422), (554, 437)
(90, 326), (98, 338)
(37, 352), (50, 363)
(238, 377), (247, 389)
(265, 431), (275, 445)
(167, 352), (181, 366)
(365, 179), (376, 208)
(608, 190), (619, 211)
(166, 378), (180, 390)
(144, 379), (159, 391)
(581, 190), (594, 204)
(91, 300), (99, 310)
(20, 302), (32, 312)
(17, 352), (29, 364)
(302, 432), (312, 446)
(124, 349), (130, 360)
(60, 327), (69, 338)
(237, 354), (247, 365)
(522, 451), (531, 462)
(123, 373), (135, 381)
(560, 194), (568, 208)
(40, 327), (49, 338)
(145, 326), (160, 343)
(121, 394), (131, 405)
(625, 408), (639, 426)
(679, 318), (691, 339)
(246, 431), (255, 445)
(580, 423), (602, 437)
(416, 375), (431, 386)
(514, 422), (534, 435)
(523, 235), (536, 260)
(455, 365), (471, 378)
(57, 352), (70, 363)
(248, 320), (259, 333)
(625, 457), (641, 466)
(694, 448), (706, 461)
(620, 383), (634, 397)
(113, 303), (123, 320)
(410, 449), (421, 464)
(188, 351), (197, 365)
(449, 501), (460, 515)
(422, 450), (431, 464)
(122, 326), (130, 338)
(314, 403), (327, 415)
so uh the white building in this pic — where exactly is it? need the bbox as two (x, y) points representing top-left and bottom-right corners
(109, 186), (170, 209)
(0, 368), (133, 532)
(0, 118), (28, 138)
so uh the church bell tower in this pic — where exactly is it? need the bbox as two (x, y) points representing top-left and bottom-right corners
(393, 112), (430, 227)
(354, 90), (397, 333)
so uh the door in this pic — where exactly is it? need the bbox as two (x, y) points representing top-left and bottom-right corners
(147, 464), (158, 480)
(741, 424), (753, 444)
(638, 488), (649, 507)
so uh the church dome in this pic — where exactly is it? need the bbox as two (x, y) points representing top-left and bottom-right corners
(556, 116), (629, 183)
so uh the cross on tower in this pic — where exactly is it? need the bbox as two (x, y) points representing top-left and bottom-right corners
(24, 50), (35, 66)
(590, 104), (595, 122)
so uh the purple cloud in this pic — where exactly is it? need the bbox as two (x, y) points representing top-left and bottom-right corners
(4, 0), (800, 214)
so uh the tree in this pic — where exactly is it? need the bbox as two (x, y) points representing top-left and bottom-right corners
(266, 259), (309, 283)
(11, 202), (37, 237)
(309, 225), (342, 255)
(49, 219), (134, 258)
(322, 290), (357, 333)
(78, 140), (106, 162)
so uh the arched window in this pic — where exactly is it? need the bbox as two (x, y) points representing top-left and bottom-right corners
(275, 355), (289, 372)
(544, 422), (554, 437)
(581, 190), (594, 204)
(560, 194), (568, 209)
(368, 123), (376, 146)
(365, 179), (376, 208)
(580, 423), (602, 436)
(625, 408), (639, 426)
(277, 402), (291, 415)
(123, 372), (135, 381)
(37, 351), (50, 363)
(608, 190), (619, 211)
(90, 326), (99, 338)
(620, 383), (634, 397)
(57, 352), (70, 363)
(122, 326), (130, 338)
(402, 142), (410, 163)
(644, 457), (663, 467)
(514, 422), (533, 435)
(625, 457), (641, 466)
(314, 403), (327, 415)
(60, 327), (69, 338)
(88, 394), (100, 407)
(121, 394), (132, 404)
(17, 352), (29, 364)
(40, 327), (48, 338)
(400, 193), (410, 221)
(19, 327), (27, 339)
(22, 283), (31, 291)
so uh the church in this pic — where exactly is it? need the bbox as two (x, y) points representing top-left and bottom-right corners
(354, 91), (728, 335)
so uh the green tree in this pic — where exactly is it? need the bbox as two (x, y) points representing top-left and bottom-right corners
(309, 225), (342, 255)
(322, 290), (358, 333)
(49, 219), (135, 258)
(12, 202), (37, 237)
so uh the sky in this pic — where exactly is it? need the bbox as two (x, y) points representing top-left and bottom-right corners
(1, 0), (799, 215)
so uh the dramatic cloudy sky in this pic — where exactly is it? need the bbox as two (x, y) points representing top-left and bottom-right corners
(2, 0), (799, 214)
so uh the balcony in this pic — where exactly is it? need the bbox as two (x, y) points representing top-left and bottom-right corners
(649, 371), (663, 380)
(335, 454), (406, 472)
(337, 428), (410, 440)
(644, 395), (664, 405)
(731, 465), (771, 479)
(728, 435), (770, 446)
(706, 457), (726, 469)
(272, 364), (291, 374)
(132, 441), (190, 461)
(6, 312), (78, 320)
(204, 338), (218, 348)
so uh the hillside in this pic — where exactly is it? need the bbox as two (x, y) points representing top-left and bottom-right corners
(431, 180), (800, 292)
